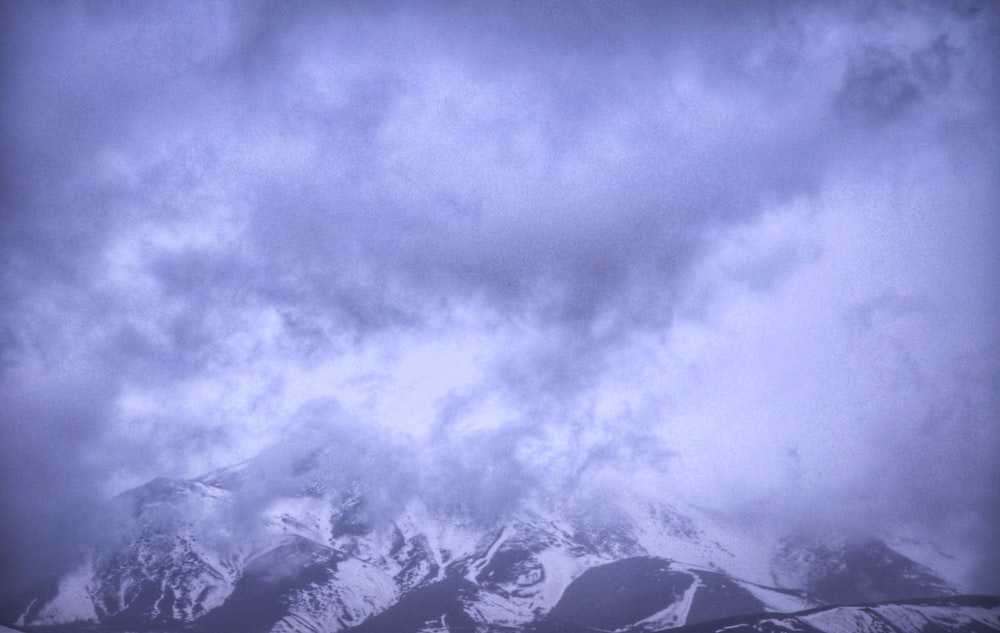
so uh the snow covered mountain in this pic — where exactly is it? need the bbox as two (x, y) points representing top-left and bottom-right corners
(5, 449), (993, 633)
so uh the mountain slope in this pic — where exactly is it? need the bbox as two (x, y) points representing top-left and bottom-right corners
(669, 595), (1000, 633)
(5, 456), (984, 633)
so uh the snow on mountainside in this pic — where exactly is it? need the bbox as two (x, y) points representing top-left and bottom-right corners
(6, 453), (986, 633)
(670, 595), (1000, 633)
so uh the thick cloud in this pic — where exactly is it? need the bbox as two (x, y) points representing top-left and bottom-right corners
(1, 0), (998, 597)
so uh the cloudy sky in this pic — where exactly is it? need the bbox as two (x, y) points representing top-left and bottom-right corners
(1, 0), (998, 597)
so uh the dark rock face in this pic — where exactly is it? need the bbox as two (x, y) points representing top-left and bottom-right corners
(350, 576), (480, 633)
(476, 548), (544, 596)
(685, 570), (766, 626)
(389, 530), (440, 591)
(528, 562), (775, 633)
(774, 538), (955, 606)
(191, 537), (342, 633)
(544, 557), (692, 631)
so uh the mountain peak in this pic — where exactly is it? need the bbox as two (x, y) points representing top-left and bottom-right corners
(7, 462), (982, 633)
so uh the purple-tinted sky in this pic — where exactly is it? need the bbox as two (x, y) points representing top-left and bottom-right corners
(1, 1), (998, 596)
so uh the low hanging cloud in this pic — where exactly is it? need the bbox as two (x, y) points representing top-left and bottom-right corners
(1, 0), (998, 597)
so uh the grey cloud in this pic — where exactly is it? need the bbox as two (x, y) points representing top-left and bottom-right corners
(836, 46), (924, 125)
(0, 376), (116, 594)
(912, 36), (956, 89)
(1, 0), (998, 599)
(864, 369), (1000, 591)
(4, 0), (840, 348)
(844, 290), (934, 333)
(424, 420), (546, 523)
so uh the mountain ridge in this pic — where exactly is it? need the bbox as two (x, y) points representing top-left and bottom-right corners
(5, 458), (992, 633)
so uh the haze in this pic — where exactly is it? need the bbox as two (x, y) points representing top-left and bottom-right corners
(1, 0), (997, 601)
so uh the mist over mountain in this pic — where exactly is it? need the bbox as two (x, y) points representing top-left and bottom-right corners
(4, 435), (995, 633)
(1, 1), (999, 629)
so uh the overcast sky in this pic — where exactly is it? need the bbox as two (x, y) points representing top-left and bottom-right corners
(1, 0), (998, 597)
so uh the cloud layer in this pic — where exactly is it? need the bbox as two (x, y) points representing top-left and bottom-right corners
(1, 1), (998, 595)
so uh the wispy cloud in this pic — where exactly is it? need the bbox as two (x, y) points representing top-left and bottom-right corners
(1, 0), (997, 594)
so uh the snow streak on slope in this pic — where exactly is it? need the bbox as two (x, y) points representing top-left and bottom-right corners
(800, 599), (1000, 633)
(633, 571), (700, 630)
(465, 526), (512, 584)
(672, 597), (1000, 633)
(18, 564), (96, 626)
(271, 557), (398, 633)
